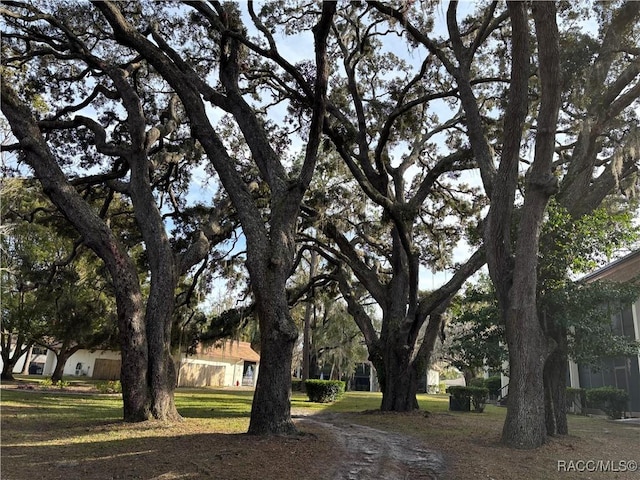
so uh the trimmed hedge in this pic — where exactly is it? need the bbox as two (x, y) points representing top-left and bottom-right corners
(447, 385), (489, 412)
(468, 377), (485, 388)
(291, 379), (304, 392)
(305, 379), (346, 403)
(586, 386), (629, 419)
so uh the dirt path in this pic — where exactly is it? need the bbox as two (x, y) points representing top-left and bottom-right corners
(295, 413), (446, 480)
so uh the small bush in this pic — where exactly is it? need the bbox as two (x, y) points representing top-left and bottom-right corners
(586, 386), (629, 419)
(468, 377), (485, 388)
(305, 379), (345, 403)
(56, 380), (70, 390)
(447, 386), (489, 412)
(97, 380), (122, 394)
(40, 378), (53, 389)
(291, 379), (304, 392)
(40, 378), (68, 390)
(447, 386), (470, 411)
(438, 382), (447, 394)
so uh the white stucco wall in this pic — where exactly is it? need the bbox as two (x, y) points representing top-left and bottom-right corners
(1, 347), (122, 377)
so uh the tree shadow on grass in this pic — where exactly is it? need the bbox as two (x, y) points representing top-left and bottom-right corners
(176, 393), (254, 419)
(1, 427), (335, 480)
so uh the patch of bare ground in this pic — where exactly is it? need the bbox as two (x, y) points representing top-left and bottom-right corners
(297, 412), (445, 480)
(329, 409), (640, 480)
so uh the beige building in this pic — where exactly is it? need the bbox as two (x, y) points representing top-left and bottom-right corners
(178, 340), (260, 388)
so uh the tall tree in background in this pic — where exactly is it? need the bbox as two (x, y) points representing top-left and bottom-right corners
(444, 277), (506, 384)
(372, 1), (561, 447)
(297, 2), (487, 412)
(382, 0), (638, 447)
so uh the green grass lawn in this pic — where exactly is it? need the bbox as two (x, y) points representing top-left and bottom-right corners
(2, 382), (638, 480)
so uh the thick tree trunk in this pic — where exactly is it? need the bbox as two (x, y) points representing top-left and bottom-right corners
(248, 284), (298, 435)
(501, 306), (549, 448)
(115, 274), (152, 422)
(51, 357), (65, 383)
(380, 343), (420, 411)
(130, 165), (181, 422)
(51, 345), (81, 383)
(139, 242), (182, 421)
(1, 361), (16, 381)
(543, 324), (569, 436)
(148, 345), (180, 421)
(1, 336), (27, 380)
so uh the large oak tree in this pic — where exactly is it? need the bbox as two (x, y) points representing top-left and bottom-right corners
(1, 1), (235, 421)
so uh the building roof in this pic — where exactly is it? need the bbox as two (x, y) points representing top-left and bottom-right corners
(198, 340), (260, 363)
(581, 249), (640, 284)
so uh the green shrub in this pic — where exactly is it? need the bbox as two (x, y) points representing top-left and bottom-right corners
(586, 386), (629, 419)
(56, 380), (70, 390)
(447, 386), (489, 412)
(291, 379), (304, 392)
(304, 379), (345, 403)
(468, 377), (485, 388)
(438, 382), (447, 394)
(97, 380), (122, 394)
(40, 378), (68, 390)
(40, 378), (53, 389)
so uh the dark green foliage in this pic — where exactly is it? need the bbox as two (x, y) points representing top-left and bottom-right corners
(468, 377), (485, 388)
(304, 380), (346, 403)
(186, 306), (256, 355)
(586, 387), (629, 419)
(544, 281), (640, 366)
(446, 278), (508, 376)
(291, 379), (304, 392)
(447, 386), (489, 412)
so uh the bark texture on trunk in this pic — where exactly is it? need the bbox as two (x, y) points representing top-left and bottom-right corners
(380, 340), (420, 411)
(1, 361), (17, 381)
(20, 344), (33, 375)
(501, 306), (549, 448)
(95, 0), (335, 434)
(248, 284), (298, 435)
(1, 334), (30, 381)
(499, 2), (561, 449)
(129, 153), (181, 422)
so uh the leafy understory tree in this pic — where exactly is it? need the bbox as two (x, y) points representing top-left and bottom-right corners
(1, 180), (50, 379)
(444, 278), (507, 385)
